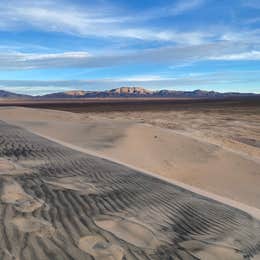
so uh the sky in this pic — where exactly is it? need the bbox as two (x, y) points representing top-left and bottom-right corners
(0, 0), (260, 95)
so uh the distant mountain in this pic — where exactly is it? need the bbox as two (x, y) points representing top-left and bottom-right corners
(154, 89), (258, 98)
(39, 87), (258, 99)
(110, 87), (153, 95)
(0, 87), (258, 99)
(42, 90), (90, 98)
(0, 90), (30, 99)
(41, 87), (153, 98)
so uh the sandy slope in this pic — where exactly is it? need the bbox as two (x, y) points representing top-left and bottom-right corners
(0, 120), (260, 260)
(0, 106), (259, 210)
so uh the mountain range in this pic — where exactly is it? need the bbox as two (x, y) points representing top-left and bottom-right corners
(0, 90), (31, 99)
(0, 87), (258, 99)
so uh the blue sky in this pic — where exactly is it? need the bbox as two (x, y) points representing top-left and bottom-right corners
(0, 0), (260, 95)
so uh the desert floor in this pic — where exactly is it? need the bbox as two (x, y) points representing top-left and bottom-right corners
(0, 100), (259, 210)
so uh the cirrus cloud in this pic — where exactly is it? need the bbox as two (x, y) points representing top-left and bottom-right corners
(0, 41), (258, 70)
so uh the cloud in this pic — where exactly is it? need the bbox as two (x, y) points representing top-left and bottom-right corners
(113, 75), (170, 82)
(136, 0), (205, 20)
(170, 0), (205, 15)
(0, 1), (122, 35)
(0, 85), (73, 96)
(0, 41), (258, 70)
(210, 51), (260, 60)
(0, 51), (92, 69)
(0, 0), (210, 44)
(0, 0), (257, 48)
(1, 70), (260, 95)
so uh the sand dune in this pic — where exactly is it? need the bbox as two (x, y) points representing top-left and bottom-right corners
(0, 106), (259, 209)
(0, 120), (259, 259)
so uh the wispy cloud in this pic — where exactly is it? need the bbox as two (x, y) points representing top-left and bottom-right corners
(1, 0), (259, 48)
(0, 41), (258, 70)
(0, 0), (210, 44)
(0, 0), (258, 48)
(1, 70), (260, 95)
(0, 0), (259, 94)
(0, 1), (122, 35)
(113, 75), (170, 82)
(135, 0), (206, 20)
(210, 51), (260, 60)
(170, 0), (205, 15)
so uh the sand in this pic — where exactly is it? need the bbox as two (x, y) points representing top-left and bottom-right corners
(43, 176), (99, 194)
(1, 177), (44, 213)
(78, 235), (124, 260)
(0, 106), (259, 210)
(0, 120), (260, 259)
(0, 159), (15, 171)
(11, 217), (55, 238)
(94, 215), (162, 249)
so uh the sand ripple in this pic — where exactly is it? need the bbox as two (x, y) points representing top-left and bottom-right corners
(0, 121), (259, 259)
(94, 215), (161, 249)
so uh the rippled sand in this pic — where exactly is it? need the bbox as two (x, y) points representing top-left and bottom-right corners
(0, 121), (259, 259)
(0, 106), (259, 209)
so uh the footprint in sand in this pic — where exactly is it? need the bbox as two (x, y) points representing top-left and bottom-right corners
(94, 215), (162, 249)
(11, 217), (55, 238)
(1, 178), (44, 213)
(44, 176), (99, 195)
(78, 235), (124, 260)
